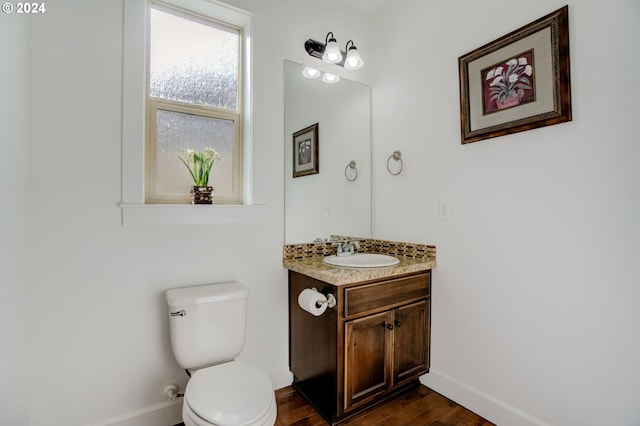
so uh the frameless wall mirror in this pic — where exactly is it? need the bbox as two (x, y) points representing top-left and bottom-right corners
(284, 60), (372, 244)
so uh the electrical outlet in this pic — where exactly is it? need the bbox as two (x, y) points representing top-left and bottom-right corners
(439, 201), (450, 221)
(323, 205), (330, 218)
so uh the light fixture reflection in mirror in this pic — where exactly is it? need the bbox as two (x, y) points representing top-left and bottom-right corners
(322, 72), (340, 84)
(284, 60), (372, 244)
(301, 66), (340, 84)
(302, 66), (321, 79)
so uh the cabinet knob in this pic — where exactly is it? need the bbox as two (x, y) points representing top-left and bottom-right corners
(386, 323), (394, 330)
(394, 320), (401, 328)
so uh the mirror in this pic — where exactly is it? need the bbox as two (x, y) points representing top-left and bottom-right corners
(284, 60), (372, 244)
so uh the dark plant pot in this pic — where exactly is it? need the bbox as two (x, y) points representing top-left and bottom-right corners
(191, 186), (214, 204)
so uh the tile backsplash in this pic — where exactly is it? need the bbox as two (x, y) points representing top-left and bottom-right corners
(283, 236), (436, 261)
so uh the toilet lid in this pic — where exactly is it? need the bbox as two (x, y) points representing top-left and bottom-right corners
(185, 360), (273, 426)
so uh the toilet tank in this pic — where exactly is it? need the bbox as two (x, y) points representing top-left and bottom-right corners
(166, 282), (248, 370)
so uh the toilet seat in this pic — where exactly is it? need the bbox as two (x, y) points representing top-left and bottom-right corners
(183, 360), (276, 426)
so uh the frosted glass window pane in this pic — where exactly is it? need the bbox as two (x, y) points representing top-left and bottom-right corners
(150, 7), (239, 110)
(154, 110), (234, 196)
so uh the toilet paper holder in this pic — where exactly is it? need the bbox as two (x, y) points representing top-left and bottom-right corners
(312, 288), (337, 309)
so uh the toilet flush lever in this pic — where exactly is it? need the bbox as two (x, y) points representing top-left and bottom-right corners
(170, 310), (186, 317)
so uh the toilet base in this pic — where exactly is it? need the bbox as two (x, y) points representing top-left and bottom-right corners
(182, 392), (277, 426)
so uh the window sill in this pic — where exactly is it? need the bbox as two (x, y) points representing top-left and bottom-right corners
(120, 203), (268, 226)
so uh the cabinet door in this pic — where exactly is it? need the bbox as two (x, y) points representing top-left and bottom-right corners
(393, 300), (430, 385)
(344, 311), (393, 412)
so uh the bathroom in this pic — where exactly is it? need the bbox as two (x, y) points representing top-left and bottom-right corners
(1, 0), (639, 425)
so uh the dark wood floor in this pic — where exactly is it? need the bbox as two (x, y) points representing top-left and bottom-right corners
(275, 385), (494, 426)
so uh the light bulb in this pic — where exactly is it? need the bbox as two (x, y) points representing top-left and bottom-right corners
(322, 36), (343, 64)
(344, 45), (363, 70)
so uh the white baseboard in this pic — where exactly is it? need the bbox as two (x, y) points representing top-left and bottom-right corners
(421, 369), (550, 426)
(86, 399), (182, 426)
(269, 366), (294, 390)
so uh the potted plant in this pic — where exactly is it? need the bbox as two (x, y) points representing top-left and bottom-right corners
(178, 147), (221, 204)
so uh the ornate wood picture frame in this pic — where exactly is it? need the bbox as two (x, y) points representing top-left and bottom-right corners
(459, 6), (572, 144)
(292, 123), (319, 178)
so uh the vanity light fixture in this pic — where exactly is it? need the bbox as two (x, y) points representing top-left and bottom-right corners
(304, 32), (364, 69)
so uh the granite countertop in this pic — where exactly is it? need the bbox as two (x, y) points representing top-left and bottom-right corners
(283, 255), (436, 286)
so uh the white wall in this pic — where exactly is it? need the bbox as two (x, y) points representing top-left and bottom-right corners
(5, 0), (370, 425)
(371, 1), (640, 425)
(0, 12), (29, 426)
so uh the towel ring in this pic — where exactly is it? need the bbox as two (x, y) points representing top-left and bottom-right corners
(345, 160), (358, 182)
(386, 151), (403, 176)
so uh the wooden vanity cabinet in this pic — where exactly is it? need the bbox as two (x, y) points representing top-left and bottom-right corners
(289, 270), (431, 425)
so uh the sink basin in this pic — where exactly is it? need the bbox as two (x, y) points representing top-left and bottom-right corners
(323, 253), (400, 268)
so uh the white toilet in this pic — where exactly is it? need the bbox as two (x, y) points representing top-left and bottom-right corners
(166, 282), (277, 426)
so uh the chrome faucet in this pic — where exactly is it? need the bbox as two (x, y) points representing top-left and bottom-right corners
(335, 240), (360, 257)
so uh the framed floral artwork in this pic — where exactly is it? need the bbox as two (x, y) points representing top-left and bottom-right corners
(459, 6), (571, 144)
(292, 123), (319, 178)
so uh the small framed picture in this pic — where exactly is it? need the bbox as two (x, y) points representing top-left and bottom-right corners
(292, 123), (319, 178)
(459, 6), (572, 144)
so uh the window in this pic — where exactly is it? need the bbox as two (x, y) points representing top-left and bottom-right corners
(146, 2), (243, 204)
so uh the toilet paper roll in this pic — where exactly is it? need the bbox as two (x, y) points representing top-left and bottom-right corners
(297, 288), (328, 316)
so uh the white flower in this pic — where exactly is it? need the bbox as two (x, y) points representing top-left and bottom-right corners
(490, 75), (503, 86)
(494, 66), (504, 75)
(524, 65), (533, 76)
(518, 57), (528, 65)
(486, 69), (495, 80)
(507, 58), (518, 66)
(178, 147), (222, 187)
(203, 146), (221, 162)
(182, 149), (195, 163)
(508, 74), (519, 83)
